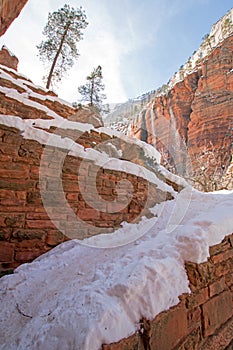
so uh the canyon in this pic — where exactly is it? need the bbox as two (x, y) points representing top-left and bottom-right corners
(0, 3), (232, 350)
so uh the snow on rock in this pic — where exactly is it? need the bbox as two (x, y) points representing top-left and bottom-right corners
(0, 63), (161, 183)
(0, 85), (64, 120)
(0, 114), (174, 195)
(0, 63), (31, 81)
(98, 126), (161, 164)
(0, 188), (232, 350)
(0, 65), (73, 108)
(0, 62), (160, 163)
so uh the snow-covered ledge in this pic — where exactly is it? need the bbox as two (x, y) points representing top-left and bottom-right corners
(0, 188), (232, 349)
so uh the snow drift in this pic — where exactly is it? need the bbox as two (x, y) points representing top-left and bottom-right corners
(0, 188), (232, 350)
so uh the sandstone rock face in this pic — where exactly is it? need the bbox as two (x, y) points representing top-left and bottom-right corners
(0, 0), (28, 36)
(188, 35), (233, 170)
(130, 35), (233, 183)
(0, 45), (18, 70)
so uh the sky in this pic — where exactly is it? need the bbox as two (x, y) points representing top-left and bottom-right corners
(0, 0), (232, 103)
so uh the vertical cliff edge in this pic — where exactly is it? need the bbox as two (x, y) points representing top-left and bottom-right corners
(127, 9), (233, 189)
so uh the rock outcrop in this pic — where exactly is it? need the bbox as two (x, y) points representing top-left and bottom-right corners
(0, 0), (28, 36)
(0, 45), (18, 70)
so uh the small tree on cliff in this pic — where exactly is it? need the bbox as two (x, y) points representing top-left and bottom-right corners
(37, 4), (88, 89)
(201, 33), (212, 51)
(78, 65), (108, 112)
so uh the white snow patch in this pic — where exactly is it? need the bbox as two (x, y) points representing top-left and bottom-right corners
(0, 64), (30, 80)
(0, 86), (64, 120)
(0, 189), (232, 349)
(98, 126), (161, 163)
(0, 66), (73, 108)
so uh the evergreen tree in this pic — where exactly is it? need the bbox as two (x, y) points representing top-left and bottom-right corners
(37, 4), (88, 89)
(78, 65), (108, 112)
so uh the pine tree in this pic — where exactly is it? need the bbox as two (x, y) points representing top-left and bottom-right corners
(37, 4), (88, 89)
(78, 65), (108, 112)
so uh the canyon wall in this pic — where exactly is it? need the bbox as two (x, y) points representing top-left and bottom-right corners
(130, 35), (233, 185)
(0, 0), (28, 36)
(103, 232), (233, 350)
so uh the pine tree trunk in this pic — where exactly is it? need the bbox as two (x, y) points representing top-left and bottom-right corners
(90, 80), (94, 106)
(46, 22), (71, 90)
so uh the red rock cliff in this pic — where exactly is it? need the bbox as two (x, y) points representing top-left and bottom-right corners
(130, 34), (233, 183)
(0, 0), (28, 36)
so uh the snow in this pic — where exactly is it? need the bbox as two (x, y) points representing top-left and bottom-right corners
(158, 164), (190, 189)
(0, 114), (173, 194)
(0, 64), (30, 80)
(0, 188), (232, 350)
(0, 64), (161, 169)
(98, 126), (161, 163)
(0, 86), (63, 120)
(0, 66), (73, 108)
(0, 65), (160, 164)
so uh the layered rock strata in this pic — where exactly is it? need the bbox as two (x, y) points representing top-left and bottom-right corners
(130, 34), (233, 184)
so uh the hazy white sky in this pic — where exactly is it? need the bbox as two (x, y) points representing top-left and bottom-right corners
(0, 1), (231, 103)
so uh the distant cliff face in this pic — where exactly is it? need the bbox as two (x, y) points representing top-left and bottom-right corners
(0, 0), (28, 36)
(130, 33), (233, 188)
(188, 34), (233, 169)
